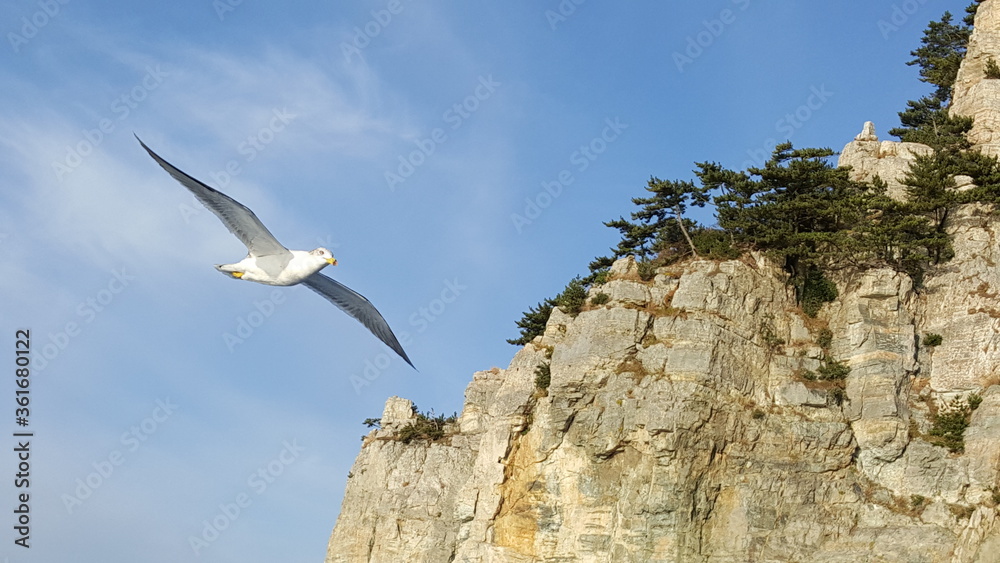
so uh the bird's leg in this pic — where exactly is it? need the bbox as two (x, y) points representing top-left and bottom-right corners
(231, 272), (244, 279)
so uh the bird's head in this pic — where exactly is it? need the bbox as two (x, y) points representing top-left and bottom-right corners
(310, 247), (338, 266)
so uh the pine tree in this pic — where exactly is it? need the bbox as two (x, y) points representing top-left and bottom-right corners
(602, 216), (660, 261)
(891, 104), (972, 150)
(852, 177), (929, 278)
(631, 177), (710, 258)
(506, 298), (556, 345)
(965, 0), (984, 28)
(908, 11), (971, 101)
(889, 10), (974, 146)
(898, 151), (967, 264)
(957, 150), (1000, 203)
(697, 161), (769, 245)
(601, 176), (709, 261)
(698, 143), (867, 281)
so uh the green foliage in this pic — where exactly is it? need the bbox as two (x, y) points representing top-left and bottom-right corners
(590, 292), (611, 306)
(690, 138), (1000, 292)
(699, 144), (869, 284)
(556, 277), (588, 316)
(903, 152), (959, 248)
(506, 3), (1000, 359)
(362, 417), (381, 428)
(928, 395), (980, 453)
(801, 268), (838, 317)
(950, 504), (975, 519)
(534, 362), (551, 390)
(637, 259), (661, 281)
(908, 11), (970, 100)
(397, 410), (458, 444)
(690, 227), (741, 260)
(507, 298), (556, 345)
(758, 315), (785, 351)
(923, 333), (944, 347)
(603, 176), (710, 261)
(589, 268), (610, 285)
(986, 58), (1000, 79)
(507, 275), (600, 345)
(817, 328), (834, 349)
(965, 1), (983, 27)
(892, 105), (973, 150)
(889, 10), (973, 145)
(911, 494), (927, 508)
(829, 387), (846, 406)
(968, 393), (983, 411)
(817, 359), (850, 381)
(751, 409), (765, 420)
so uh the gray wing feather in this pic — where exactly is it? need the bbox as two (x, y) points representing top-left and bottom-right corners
(136, 135), (289, 257)
(302, 273), (414, 368)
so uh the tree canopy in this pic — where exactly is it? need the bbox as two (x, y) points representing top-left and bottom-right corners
(507, 0), (1000, 343)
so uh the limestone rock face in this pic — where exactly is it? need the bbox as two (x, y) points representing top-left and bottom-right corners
(837, 121), (932, 200)
(326, 236), (1000, 561)
(952, 0), (1000, 158)
(919, 205), (1000, 395)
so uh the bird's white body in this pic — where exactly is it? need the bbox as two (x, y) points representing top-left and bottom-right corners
(216, 248), (336, 286)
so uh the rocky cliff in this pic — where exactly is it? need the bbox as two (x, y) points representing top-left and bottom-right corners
(324, 7), (1000, 563)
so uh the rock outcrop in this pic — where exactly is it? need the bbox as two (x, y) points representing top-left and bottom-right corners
(837, 121), (932, 200)
(839, 3), (1000, 195)
(326, 238), (1000, 562)
(324, 6), (1000, 562)
(952, 0), (1000, 158)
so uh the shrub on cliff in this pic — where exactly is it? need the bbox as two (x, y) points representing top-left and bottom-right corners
(397, 410), (458, 444)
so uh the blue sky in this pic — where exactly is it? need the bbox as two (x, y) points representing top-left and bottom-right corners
(0, 1), (973, 561)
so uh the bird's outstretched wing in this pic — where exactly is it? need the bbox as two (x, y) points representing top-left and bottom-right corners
(302, 273), (414, 368)
(136, 135), (290, 258)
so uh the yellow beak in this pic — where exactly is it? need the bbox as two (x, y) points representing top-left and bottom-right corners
(326, 258), (338, 266)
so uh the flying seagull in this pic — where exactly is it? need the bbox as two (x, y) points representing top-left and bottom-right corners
(136, 135), (414, 368)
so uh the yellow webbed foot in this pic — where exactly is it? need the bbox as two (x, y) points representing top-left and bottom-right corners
(231, 272), (244, 279)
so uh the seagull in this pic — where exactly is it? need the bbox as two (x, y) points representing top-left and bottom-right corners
(136, 135), (414, 368)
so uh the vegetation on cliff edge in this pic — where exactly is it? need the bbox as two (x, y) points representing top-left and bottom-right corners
(508, 1), (1000, 345)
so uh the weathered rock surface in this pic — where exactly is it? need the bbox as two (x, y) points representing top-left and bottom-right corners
(326, 238), (1000, 562)
(837, 121), (932, 200)
(952, 0), (1000, 158)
